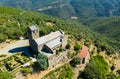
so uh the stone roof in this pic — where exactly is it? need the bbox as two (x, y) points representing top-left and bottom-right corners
(46, 37), (62, 49)
(35, 31), (63, 45)
(77, 45), (89, 59)
(29, 25), (38, 31)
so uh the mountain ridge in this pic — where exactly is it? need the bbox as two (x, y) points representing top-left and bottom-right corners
(1, 0), (120, 20)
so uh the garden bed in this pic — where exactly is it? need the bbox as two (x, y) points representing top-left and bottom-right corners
(0, 52), (31, 72)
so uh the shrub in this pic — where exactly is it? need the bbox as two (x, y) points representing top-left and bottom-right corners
(70, 56), (81, 67)
(80, 55), (109, 79)
(21, 67), (31, 74)
(56, 49), (59, 55)
(67, 52), (75, 58)
(59, 47), (64, 52)
(35, 53), (48, 71)
(117, 69), (120, 74)
(111, 65), (115, 71)
(107, 73), (119, 79)
(74, 43), (81, 51)
(0, 54), (7, 57)
(66, 43), (71, 49)
(0, 72), (13, 79)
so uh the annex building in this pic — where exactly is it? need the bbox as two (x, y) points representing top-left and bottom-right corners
(77, 45), (90, 64)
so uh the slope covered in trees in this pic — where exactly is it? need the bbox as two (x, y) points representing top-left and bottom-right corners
(83, 17), (120, 52)
(0, 6), (94, 42)
(79, 55), (109, 79)
(1, 0), (120, 20)
(0, 6), (117, 54)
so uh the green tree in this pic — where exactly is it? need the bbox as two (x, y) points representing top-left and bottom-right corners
(36, 53), (48, 70)
(70, 56), (81, 67)
(56, 49), (60, 55)
(111, 65), (115, 71)
(0, 34), (7, 42)
(66, 43), (71, 49)
(59, 47), (64, 52)
(67, 52), (75, 59)
(0, 72), (13, 79)
(74, 43), (81, 51)
(107, 73), (119, 79)
(21, 67), (31, 74)
(80, 55), (109, 79)
(117, 69), (120, 75)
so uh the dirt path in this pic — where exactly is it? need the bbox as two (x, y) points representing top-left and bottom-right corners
(73, 64), (86, 79)
(73, 68), (79, 79)
(20, 11), (27, 15)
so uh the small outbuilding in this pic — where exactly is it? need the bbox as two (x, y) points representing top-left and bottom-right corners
(77, 45), (90, 64)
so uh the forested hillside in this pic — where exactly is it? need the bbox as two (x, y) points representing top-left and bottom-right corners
(0, 6), (116, 54)
(1, 0), (120, 20)
(0, 6), (94, 43)
(83, 17), (120, 51)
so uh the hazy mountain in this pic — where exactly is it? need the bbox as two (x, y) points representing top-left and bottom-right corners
(1, 0), (120, 20)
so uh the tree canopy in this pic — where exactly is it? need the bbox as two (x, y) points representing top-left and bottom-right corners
(80, 55), (109, 79)
(36, 53), (48, 70)
(0, 72), (13, 79)
(74, 43), (81, 52)
(70, 56), (81, 67)
(66, 43), (71, 49)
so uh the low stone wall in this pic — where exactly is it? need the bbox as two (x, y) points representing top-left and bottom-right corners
(48, 52), (68, 69)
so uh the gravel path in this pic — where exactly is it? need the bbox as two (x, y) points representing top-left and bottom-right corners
(72, 64), (86, 79)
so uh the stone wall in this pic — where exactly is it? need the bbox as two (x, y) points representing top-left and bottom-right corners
(48, 52), (68, 69)
(62, 35), (68, 48)
(80, 52), (90, 64)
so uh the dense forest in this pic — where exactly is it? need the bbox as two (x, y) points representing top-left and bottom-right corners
(0, 6), (94, 42)
(83, 17), (120, 52)
(79, 55), (120, 79)
(1, 0), (120, 20)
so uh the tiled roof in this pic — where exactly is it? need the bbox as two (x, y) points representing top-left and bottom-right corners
(35, 31), (63, 45)
(77, 45), (89, 59)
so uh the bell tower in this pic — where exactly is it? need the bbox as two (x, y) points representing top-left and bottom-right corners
(28, 25), (39, 40)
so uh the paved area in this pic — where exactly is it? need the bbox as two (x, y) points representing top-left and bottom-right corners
(14, 72), (26, 79)
(0, 39), (30, 60)
(0, 39), (37, 79)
